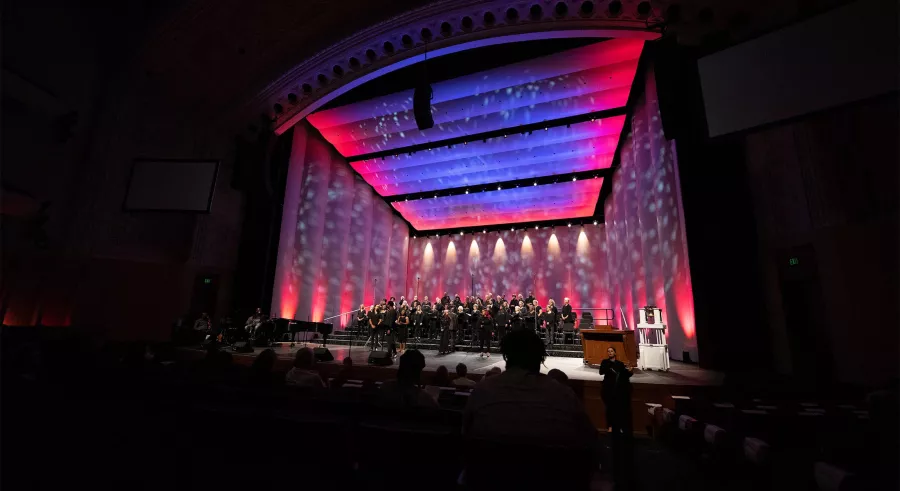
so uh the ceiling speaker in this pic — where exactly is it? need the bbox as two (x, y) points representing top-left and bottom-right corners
(413, 84), (434, 130)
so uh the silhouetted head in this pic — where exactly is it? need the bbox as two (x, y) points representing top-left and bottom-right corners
(293, 347), (315, 370)
(500, 329), (547, 373)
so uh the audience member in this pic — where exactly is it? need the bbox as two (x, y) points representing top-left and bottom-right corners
(432, 365), (451, 387)
(331, 357), (354, 388)
(463, 329), (597, 448)
(379, 349), (438, 408)
(247, 348), (279, 388)
(285, 348), (325, 388)
(452, 363), (477, 388)
(482, 366), (502, 380)
(547, 368), (569, 385)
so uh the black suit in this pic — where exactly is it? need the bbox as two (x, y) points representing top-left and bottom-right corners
(494, 310), (509, 343)
(382, 308), (397, 354)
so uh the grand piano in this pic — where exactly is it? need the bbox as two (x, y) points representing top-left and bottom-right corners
(273, 319), (333, 346)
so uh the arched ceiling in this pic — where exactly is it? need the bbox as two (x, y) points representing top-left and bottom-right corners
(306, 37), (642, 230)
(125, 0), (840, 133)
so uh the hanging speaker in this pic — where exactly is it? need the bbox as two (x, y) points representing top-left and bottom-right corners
(413, 84), (434, 130)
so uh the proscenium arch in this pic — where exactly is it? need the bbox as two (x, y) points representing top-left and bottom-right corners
(250, 0), (666, 136)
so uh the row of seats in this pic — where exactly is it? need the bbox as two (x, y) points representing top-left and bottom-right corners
(646, 393), (891, 490)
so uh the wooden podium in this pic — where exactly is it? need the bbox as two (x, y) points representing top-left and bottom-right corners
(580, 327), (637, 367)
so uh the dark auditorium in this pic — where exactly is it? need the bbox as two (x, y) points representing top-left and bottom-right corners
(2, 0), (897, 490)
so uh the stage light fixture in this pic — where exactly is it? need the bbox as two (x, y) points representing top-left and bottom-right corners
(460, 231), (463, 236)
(567, 223), (572, 227)
(483, 229), (486, 234)
(497, 185), (502, 190)
(544, 127), (548, 131)
(535, 225), (538, 230)
(504, 134), (508, 138)
(465, 189), (469, 194)
(593, 220), (598, 225)
(572, 176), (577, 181)
(533, 182), (538, 186)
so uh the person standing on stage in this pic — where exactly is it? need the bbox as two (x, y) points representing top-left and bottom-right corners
(449, 306), (460, 352)
(367, 305), (381, 350)
(383, 303), (397, 356)
(430, 301), (441, 339)
(441, 292), (451, 307)
(478, 308), (493, 358)
(525, 291), (535, 306)
(511, 305), (524, 331)
(561, 297), (575, 344)
(524, 300), (536, 332)
(412, 305), (424, 342)
(495, 302), (509, 344)
(544, 299), (559, 347)
(356, 305), (368, 339)
(516, 293), (526, 308)
(396, 306), (410, 355)
(421, 301), (431, 338)
(439, 309), (452, 354)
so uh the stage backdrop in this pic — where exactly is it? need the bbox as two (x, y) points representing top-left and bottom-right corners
(270, 123), (408, 327)
(272, 65), (697, 361)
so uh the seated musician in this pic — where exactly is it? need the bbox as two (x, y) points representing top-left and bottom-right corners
(245, 308), (263, 337)
(194, 312), (211, 332)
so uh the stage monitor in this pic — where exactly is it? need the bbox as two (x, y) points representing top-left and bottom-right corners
(124, 159), (219, 212)
(698, 0), (898, 137)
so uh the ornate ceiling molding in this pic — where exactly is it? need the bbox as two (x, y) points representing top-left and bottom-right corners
(244, 0), (666, 135)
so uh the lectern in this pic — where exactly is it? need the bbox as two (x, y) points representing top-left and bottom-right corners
(580, 326), (636, 367)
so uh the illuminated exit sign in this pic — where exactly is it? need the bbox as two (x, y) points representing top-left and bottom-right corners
(203, 278), (212, 284)
(788, 257), (800, 267)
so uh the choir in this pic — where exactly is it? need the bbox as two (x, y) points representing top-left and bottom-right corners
(354, 292), (578, 358)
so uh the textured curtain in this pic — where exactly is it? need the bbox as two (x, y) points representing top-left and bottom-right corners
(271, 123), (409, 327)
(604, 64), (697, 361)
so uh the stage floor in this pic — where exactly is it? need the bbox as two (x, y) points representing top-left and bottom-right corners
(222, 344), (723, 386)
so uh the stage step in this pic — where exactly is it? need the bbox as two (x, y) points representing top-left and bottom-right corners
(292, 334), (584, 358)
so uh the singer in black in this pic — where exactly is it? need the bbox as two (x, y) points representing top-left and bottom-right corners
(367, 305), (381, 351)
(438, 309), (452, 354)
(561, 297), (576, 344)
(478, 308), (493, 358)
(511, 305), (524, 331)
(412, 306), (425, 342)
(355, 305), (368, 339)
(494, 303), (509, 344)
(396, 307), (410, 355)
(544, 299), (559, 347)
(382, 304), (397, 356)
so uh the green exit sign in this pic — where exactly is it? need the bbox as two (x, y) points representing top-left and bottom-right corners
(203, 278), (212, 284)
(788, 257), (800, 267)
